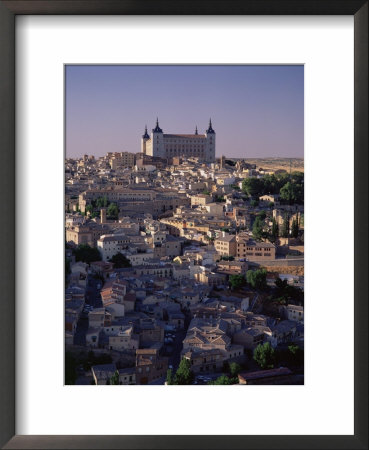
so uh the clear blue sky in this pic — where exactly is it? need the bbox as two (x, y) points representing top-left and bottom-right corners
(66, 65), (304, 159)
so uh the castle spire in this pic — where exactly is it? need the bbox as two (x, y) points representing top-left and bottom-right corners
(206, 118), (215, 134)
(153, 117), (163, 133)
(142, 124), (149, 139)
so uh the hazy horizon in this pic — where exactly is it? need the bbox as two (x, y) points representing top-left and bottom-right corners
(66, 65), (304, 159)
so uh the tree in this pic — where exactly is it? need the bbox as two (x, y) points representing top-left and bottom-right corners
(173, 358), (194, 385)
(208, 375), (236, 385)
(288, 344), (304, 366)
(242, 178), (263, 197)
(253, 342), (276, 369)
(166, 369), (174, 385)
(107, 202), (119, 219)
(73, 244), (102, 264)
(110, 252), (132, 268)
(96, 197), (104, 208)
(257, 210), (267, 221)
(229, 274), (246, 291)
(229, 362), (241, 377)
(85, 204), (94, 215)
(109, 370), (119, 385)
(275, 277), (304, 305)
(252, 216), (265, 240)
(270, 218), (279, 243)
(280, 178), (304, 205)
(246, 269), (267, 290)
(291, 218), (299, 238)
(280, 213), (290, 238)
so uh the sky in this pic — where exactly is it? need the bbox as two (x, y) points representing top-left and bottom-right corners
(65, 65), (304, 159)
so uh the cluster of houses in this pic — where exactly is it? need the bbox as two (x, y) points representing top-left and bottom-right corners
(65, 154), (304, 385)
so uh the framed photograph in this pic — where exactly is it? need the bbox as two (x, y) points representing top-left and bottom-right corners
(0, 1), (367, 449)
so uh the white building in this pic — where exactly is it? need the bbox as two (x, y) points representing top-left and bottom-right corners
(141, 118), (216, 163)
(97, 234), (130, 261)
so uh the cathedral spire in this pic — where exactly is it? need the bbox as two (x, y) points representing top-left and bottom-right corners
(195, 125), (198, 135)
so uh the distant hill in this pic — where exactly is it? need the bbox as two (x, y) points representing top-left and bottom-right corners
(243, 157), (304, 173)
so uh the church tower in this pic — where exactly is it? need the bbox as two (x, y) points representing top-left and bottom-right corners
(205, 118), (216, 163)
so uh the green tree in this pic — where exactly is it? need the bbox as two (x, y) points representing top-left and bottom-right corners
(270, 218), (279, 243)
(229, 274), (246, 290)
(253, 342), (276, 369)
(208, 375), (236, 385)
(252, 216), (265, 240)
(257, 210), (267, 221)
(275, 277), (304, 305)
(288, 344), (304, 366)
(280, 178), (304, 205)
(173, 358), (194, 385)
(242, 178), (263, 197)
(166, 369), (174, 385)
(109, 370), (119, 385)
(85, 204), (94, 215)
(110, 252), (132, 268)
(107, 202), (119, 219)
(246, 269), (267, 290)
(291, 218), (299, 238)
(280, 213), (290, 238)
(73, 244), (102, 264)
(229, 362), (241, 377)
(96, 197), (104, 208)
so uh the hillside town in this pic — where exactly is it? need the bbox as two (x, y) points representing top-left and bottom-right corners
(65, 129), (304, 385)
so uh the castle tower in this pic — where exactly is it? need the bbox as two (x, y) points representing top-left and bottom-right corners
(141, 125), (150, 154)
(205, 118), (216, 163)
(152, 118), (165, 158)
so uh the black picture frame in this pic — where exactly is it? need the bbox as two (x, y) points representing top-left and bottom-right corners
(0, 1), (367, 449)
